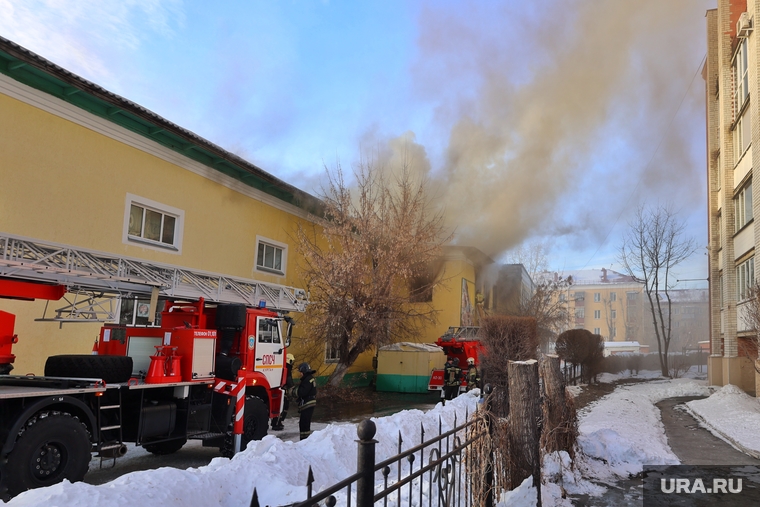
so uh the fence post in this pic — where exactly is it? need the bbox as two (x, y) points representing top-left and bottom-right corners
(483, 384), (494, 507)
(507, 360), (541, 507)
(356, 419), (377, 507)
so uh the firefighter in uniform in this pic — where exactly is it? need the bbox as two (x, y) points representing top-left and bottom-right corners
(443, 357), (462, 403)
(465, 357), (480, 392)
(297, 362), (317, 440)
(271, 354), (295, 431)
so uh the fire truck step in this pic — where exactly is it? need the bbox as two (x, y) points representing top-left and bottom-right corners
(100, 404), (120, 410)
(101, 424), (121, 431)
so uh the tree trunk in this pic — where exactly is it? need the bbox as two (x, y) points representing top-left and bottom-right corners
(507, 360), (541, 506)
(328, 362), (351, 387)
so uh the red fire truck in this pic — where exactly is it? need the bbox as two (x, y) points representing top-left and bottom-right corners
(0, 234), (305, 500)
(427, 326), (484, 392)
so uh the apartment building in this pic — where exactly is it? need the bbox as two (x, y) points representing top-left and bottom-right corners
(705, 0), (759, 394)
(552, 268), (643, 344)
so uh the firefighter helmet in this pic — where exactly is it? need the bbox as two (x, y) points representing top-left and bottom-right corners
(287, 353), (295, 364)
(453, 357), (460, 366)
(298, 362), (312, 374)
(467, 357), (475, 365)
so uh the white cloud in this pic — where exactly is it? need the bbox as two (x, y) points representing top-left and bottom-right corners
(0, 0), (183, 86)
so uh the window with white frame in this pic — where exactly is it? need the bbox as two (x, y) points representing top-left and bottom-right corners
(559, 293), (566, 302)
(611, 309), (617, 319)
(734, 37), (749, 115)
(119, 296), (167, 327)
(594, 328), (601, 335)
(325, 343), (340, 363)
(734, 109), (752, 161)
(594, 310), (601, 319)
(610, 292), (617, 302)
(594, 292), (601, 302)
(611, 327), (617, 338)
(575, 307), (585, 318)
(735, 182), (753, 230)
(124, 194), (183, 251)
(737, 257), (755, 301)
(255, 237), (287, 275)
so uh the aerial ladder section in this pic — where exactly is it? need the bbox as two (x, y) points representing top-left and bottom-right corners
(0, 233), (308, 322)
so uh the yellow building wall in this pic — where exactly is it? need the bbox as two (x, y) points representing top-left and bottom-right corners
(0, 89), (318, 374)
(419, 257), (478, 343)
(562, 285), (641, 342)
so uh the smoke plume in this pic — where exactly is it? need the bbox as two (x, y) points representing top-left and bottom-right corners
(381, 0), (710, 259)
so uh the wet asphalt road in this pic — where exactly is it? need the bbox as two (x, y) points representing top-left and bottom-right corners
(656, 396), (760, 466)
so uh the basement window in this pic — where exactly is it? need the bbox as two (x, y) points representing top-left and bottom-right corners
(124, 194), (184, 253)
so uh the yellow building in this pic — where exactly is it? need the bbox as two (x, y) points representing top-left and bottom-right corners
(0, 36), (327, 375)
(550, 269), (644, 345)
(0, 36), (513, 388)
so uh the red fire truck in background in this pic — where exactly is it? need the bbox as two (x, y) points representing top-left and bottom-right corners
(0, 234), (304, 500)
(427, 326), (484, 392)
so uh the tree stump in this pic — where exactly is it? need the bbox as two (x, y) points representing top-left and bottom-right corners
(540, 354), (577, 459)
(507, 359), (541, 506)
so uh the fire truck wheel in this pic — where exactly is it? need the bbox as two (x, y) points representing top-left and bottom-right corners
(241, 397), (269, 448)
(143, 438), (187, 455)
(220, 396), (269, 457)
(5, 411), (91, 497)
(44, 355), (133, 383)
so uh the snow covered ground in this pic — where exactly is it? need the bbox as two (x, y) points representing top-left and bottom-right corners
(6, 367), (760, 507)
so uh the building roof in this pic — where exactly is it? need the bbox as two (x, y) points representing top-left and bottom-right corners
(537, 267), (638, 286)
(0, 35), (323, 215)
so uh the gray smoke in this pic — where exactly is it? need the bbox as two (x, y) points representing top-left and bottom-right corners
(375, 0), (711, 259)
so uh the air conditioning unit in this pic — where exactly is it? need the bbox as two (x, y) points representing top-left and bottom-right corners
(737, 12), (752, 38)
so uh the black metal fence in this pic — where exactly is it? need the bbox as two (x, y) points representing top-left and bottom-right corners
(250, 404), (494, 507)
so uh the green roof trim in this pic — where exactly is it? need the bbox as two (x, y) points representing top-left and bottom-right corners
(0, 36), (323, 216)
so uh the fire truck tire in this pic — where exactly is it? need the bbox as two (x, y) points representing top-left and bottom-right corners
(215, 303), (247, 329)
(220, 397), (268, 457)
(143, 438), (187, 455)
(44, 355), (133, 383)
(242, 397), (269, 446)
(5, 411), (91, 497)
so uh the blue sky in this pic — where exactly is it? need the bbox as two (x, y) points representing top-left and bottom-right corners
(0, 0), (714, 285)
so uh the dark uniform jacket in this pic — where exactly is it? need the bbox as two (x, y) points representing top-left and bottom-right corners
(297, 371), (317, 412)
(444, 364), (462, 386)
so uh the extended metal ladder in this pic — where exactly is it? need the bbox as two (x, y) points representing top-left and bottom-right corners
(0, 233), (308, 321)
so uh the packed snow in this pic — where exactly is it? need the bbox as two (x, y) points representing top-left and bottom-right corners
(6, 371), (760, 507)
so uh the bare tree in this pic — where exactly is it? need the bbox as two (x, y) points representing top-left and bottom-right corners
(618, 204), (697, 377)
(505, 240), (550, 281)
(296, 161), (451, 386)
(515, 275), (571, 353)
(505, 242), (569, 351)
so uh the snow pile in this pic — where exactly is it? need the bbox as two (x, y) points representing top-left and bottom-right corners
(577, 378), (711, 480)
(3, 394), (481, 507)
(685, 384), (760, 459)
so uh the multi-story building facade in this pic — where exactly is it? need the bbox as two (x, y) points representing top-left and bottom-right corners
(551, 268), (644, 344)
(705, 1), (759, 395)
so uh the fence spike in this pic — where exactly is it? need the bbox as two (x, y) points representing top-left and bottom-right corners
(249, 487), (260, 507)
(420, 421), (424, 444)
(398, 430), (403, 453)
(307, 465), (314, 485)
